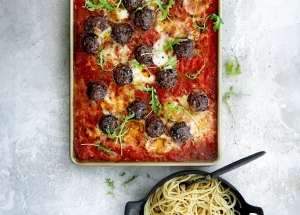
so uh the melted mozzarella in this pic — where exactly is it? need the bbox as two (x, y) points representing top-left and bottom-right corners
(115, 8), (129, 21)
(132, 67), (155, 84)
(152, 34), (170, 67)
(102, 43), (130, 66)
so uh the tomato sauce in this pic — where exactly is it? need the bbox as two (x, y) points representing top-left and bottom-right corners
(73, 0), (218, 162)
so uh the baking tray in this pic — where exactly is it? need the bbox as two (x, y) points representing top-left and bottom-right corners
(70, 0), (222, 166)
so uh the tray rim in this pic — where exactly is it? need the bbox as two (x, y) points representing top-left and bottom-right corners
(69, 0), (222, 166)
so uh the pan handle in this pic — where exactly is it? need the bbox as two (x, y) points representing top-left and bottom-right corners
(124, 200), (144, 215)
(247, 204), (264, 215)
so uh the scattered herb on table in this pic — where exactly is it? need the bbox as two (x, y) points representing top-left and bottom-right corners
(123, 175), (139, 188)
(164, 103), (199, 126)
(105, 178), (115, 197)
(223, 86), (249, 121)
(140, 86), (162, 115)
(119, 172), (126, 177)
(185, 64), (205, 79)
(146, 173), (150, 178)
(226, 57), (242, 76)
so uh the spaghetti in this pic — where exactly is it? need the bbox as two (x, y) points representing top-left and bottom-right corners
(144, 175), (241, 215)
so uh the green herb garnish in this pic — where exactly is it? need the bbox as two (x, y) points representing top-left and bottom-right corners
(140, 86), (162, 115)
(129, 59), (146, 70)
(123, 175), (139, 188)
(106, 113), (135, 155)
(210, 13), (224, 32)
(84, 0), (122, 12)
(105, 178), (115, 197)
(162, 56), (177, 69)
(81, 143), (115, 156)
(185, 64), (205, 79)
(164, 39), (188, 54)
(195, 14), (223, 32)
(226, 57), (242, 76)
(154, 0), (175, 21)
(164, 103), (199, 126)
(223, 86), (249, 121)
(119, 172), (126, 177)
(97, 50), (118, 71)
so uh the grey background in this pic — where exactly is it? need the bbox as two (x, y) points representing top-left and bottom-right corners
(0, 0), (299, 214)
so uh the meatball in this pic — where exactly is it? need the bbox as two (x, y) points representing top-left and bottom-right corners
(113, 64), (133, 85)
(111, 23), (133, 44)
(84, 15), (108, 35)
(99, 115), (118, 134)
(123, 0), (143, 11)
(134, 8), (155, 30)
(156, 69), (178, 89)
(170, 122), (191, 143)
(174, 39), (194, 58)
(134, 45), (153, 65)
(187, 91), (208, 112)
(87, 80), (107, 101)
(82, 35), (101, 54)
(145, 115), (164, 138)
(127, 100), (149, 119)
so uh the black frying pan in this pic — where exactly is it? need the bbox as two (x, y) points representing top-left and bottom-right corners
(125, 170), (264, 215)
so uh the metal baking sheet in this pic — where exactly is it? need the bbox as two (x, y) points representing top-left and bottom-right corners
(69, 0), (222, 166)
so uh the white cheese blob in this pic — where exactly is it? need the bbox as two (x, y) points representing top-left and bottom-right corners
(115, 8), (129, 21)
(153, 34), (169, 67)
(131, 67), (155, 84)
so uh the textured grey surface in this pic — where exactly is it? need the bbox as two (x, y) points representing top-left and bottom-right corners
(0, 0), (299, 214)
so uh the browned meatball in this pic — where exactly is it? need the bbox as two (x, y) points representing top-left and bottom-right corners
(113, 64), (133, 85)
(99, 115), (118, 134)
(82, 35), (101, 54)
(156, 69), (178, 89)
(111, 23), (133, 44)
(87, 80), (107, 101)
(127, 100), (149, 119)
(170, 122), (191, 143)
(134, 45), (153, 65)
(84, 15), (108, 35)
(174, 39), (194, 58)
(134, 8), (155, 30)
(188, 91), (208, 112)
(123, 0), (143, 11)
(145, 115), (164, 138)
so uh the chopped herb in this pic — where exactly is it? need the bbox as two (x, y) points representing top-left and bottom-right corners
(146, 173), (150, 178)
(223, 86), (249, 121)
(106, 113), (135, 155)
(226, 57), (242, 76)
(81, 143), (115, 156)
(123, 175), (139, 188)
(154, 0), (175, 21)
(195, 16), (210, 32)
(129, 59), (146, 70)
(195, 14), (223, 32)
(84, 0), (122, 12)
(210, 13), (224, 32)
(164, 39), (188, 54)
(185, 64), (205, 79)
(105, 178), (115, 197)
(140, 86), (162, 115)
(162, 56), (177, 69)
(97, 50), (118, 71)
(135, 3), (149, 11)
(164, 103), (199, 126)
(119, 172), (126, 177)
